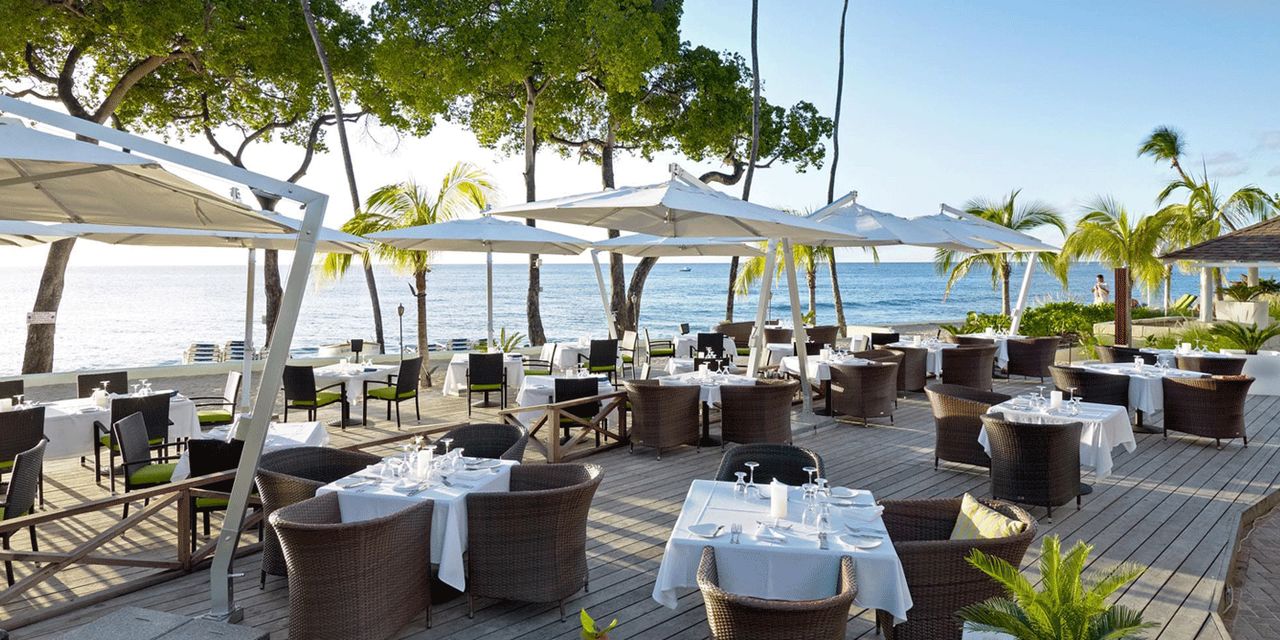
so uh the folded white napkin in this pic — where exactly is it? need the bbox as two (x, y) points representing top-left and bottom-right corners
(843, 505), (885, 522)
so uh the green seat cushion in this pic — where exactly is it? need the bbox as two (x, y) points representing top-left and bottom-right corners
(367, 387), (416, 401)
(131, 462), (176, 485)
(737, 347), (752, 356)
(470, 383), (503, 392)
(588, 365), (615, 373)
(100, 434), (165, 449)
(650, 348), (675, 357)
(291, 391), (342, 407)
(195, 497), (229, 509)
(524, 367), (550, 375)
(0, 459), (10, 472)
(198, 410), (234, 425)
(621, 355), (634, 363)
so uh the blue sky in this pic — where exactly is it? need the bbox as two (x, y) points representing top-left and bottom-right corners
(17, 0), (1280, 266)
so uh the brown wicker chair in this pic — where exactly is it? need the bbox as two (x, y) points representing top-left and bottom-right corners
(0, 406), (45, 506)
(1100, 345), (1156, 365)
(829, 362), (899, 427)
(272, 492), (433, 639)
(875, 496), (1036, 640)
(434, 422), (528, 460)
(1162, 375), (1254, 449)
(255, 446), (381, 589)
(1005, 337), (1060, 382)
(625, 381), (700, 458)
(886, 346), (928, 392)
(697, 546), (856, 640)
(954, 336), (994, 347)
(714, 444), (824, 485)
(806, 325), (840, 347)
(870, 331), (900, 346)
(719, 379), (797, 445)
(1048, 365), (1129, 409)
(3, 439), (44, 586)
(852, 348), (900, 362)
(941, 345), (997, 391)
(714, 321), (756, 356)
(1175, 355), (1247, 376)
(924, 384), (1010, 470)
(981, 413), (1084, 518)
(465, 463), (603, 620)
(763, 327), (793, 344)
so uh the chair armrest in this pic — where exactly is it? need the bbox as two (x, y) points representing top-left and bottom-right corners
(94, 420), (110, 435)
(577, 353), (589, 363)
(186, 395), (231, 403)
(316, 381), (347, 394)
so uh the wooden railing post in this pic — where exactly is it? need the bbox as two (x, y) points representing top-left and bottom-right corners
(177, 488), (192, 572)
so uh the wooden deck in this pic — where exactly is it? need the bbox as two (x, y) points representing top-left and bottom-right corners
(6, 376), (1277, 639)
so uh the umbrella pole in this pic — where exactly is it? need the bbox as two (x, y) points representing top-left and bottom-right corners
(487, 250), (495, 350)
(747, 239), (778, 377)
(1008, 257), (1035, 335)
(239, 248), (255, 415)
(782, 240), (814, 414)
(590, 250), (617, 339)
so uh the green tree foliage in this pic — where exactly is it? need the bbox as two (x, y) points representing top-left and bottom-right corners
(1062, 197), (1171, 298)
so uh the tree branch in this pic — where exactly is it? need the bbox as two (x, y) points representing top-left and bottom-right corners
(287, 111), (364, 184)
(23, 43), (59, 84)
(55, 42), (91, 119)
(699, 160), (746, 186)
(91, 52), (176, 123)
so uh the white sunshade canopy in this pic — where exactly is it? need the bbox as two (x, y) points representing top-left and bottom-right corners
(592, 233), (763, 257)
(48, 214), (365, 254)
(367, 214), (588, 255)
(916, 206), (1060, 254)
(806, 192), (995, 252)
(0, 118), (289, 232)
(0, 220), (71, 247)
(487, 164), (864, 243)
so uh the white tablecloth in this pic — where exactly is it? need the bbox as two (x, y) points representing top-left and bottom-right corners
(539, 343), (591, 372)
(886, 341), (956, 376)
(441, 353), (525, 397)
(313, 363), (400, 404)
(957, 334), (1024, 369)
(317, 459), (517, 591)
(673, 334), (738, 359)
(666, 358), (740, 376)
(657, 372), (757, 406)
(39, 393), (200, 460)
(779, 355), (870, 383)
(513, 374), (616, 427)
(171, 421), (328, 480)
(652, 480), (912, 624)
(982, 400), (1136, 479)
(1081, 362), (1207, 415)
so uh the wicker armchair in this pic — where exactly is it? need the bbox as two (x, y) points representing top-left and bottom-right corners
(1099, 345), (1156, 365)
(875, 497), (1036, 640)
(76, 371), (127, 398)
(272, 492), (433, 639)
(714, 321), (756, 356)
(852, 348), (900, 362)
(697, 546), (855, 640)
(466, 463), (603, 620)
(714, 444), (824, 485)
(954, 336), (994, 347)
(806, 325), (840, 347)
(763, 327), (793, 344)
(624, 381), (701, 458)
(435, 423), (528, 460)
(0, 406), (44, 506)
(982, 414), (1084, 518)
(2, 439), (44, 586)
(0, 379), (23, 402)
(870, 332), (900, 347)
(1162, 375), (1254, 449)
(1005, 337), (1060, 381)
(941, 346), (997, 391)
(719, 379), (797, 445)
(255, 446), (381, 589)
(1048, 365), (1129, 409)
(924, 384), (1010, 469)
(829, 362), (899, 427)
(1175, 355), (1247, 376)
(886, 346), (928, 392)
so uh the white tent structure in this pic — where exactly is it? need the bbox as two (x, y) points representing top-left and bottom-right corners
(487, 164), (868, 413)
(366, 215), (588, 349)
(0, 220), (71, 247)
(0, 96), (329, 622)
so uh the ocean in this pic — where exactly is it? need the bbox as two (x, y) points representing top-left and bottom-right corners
(0, 261), (1261, 374)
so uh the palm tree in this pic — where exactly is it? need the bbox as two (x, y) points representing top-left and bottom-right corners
(321, 163), (496, 385)
(735, 242), (826, 323)
(935, 190), (1067, 316)
(1062, 197), (1171, 298)
(825, 0), (851, 335)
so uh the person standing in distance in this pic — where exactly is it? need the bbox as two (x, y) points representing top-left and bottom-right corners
(1092, 274), (1110, 304)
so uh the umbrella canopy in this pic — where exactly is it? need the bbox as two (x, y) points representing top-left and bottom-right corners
(592, 233), (763, 257)
(0, 118), (289, 232)
(806, 193), (994, 252)
(367, 214), (588, 255)
(487, 165), (863, 243)
(915, 209), (1060, 254)
(48, 216), (365, 254)
(0, 220), (71, 247)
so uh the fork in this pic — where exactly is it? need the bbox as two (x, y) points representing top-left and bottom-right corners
(730, 523), (742, 544)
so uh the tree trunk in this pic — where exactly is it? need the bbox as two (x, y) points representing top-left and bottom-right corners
(725, 257), (739, 321)
(619, 257), (659, 331)
(1163, 267), (1171, 312)
(263, 249), (283, 347)
(828, 260), (847, 336)
(727, 0), (761, 322)
(523, 79), (546, 345)
(21, 238), (76, 373)
(826, 1), (850, 336)
(1000, 260), (1012, 317)
(415, 269), (430, 386)
(601, 127), (626, 324)
(807, 266), (817, 318)
(1114, 267), (1131, 346)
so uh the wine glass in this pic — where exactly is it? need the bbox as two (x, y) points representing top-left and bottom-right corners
(142, 379), (153, 395)
(744, 461), (760, 496)
(14, 394), (25, 408)
(733, 471), (748, 498)
(131, 383), (141, 396)
(100, 380), (111, 395)
(803, 466), (817, 486)
(1066, 387), (1077, 404)
(441, 437), (454, 456)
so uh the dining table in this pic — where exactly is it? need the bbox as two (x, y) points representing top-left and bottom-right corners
(440, 352), (525, 397)
(1081, 362), (1208, 416)
(316, 456), (518, 591)
(778, 353), (871, 415)
(539, 342), (592, 372)
(885, 340), (957, 377)
(982, 399), (1136, 480)
(673, 334), (737, 359)
(312, 362), (400, 426)
(171, 421), (329, 480)
(512, 374), (616, 428)
(657, 372), (757, 445)
(957, 333), (1025, 369)
(36, 392), (200, 460)
(652, 479), (913, 625)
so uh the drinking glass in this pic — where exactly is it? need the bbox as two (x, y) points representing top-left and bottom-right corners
(100, 380), (111, 394)
(803, 466), (817, 486)
(142, 380), (153, 395)
(131, 383), (141, 396)
(744, 461), (760, 496)
(1036, 385), (1047, 402)
(14, 394), (25, 408)
(733, 471), (748, 498)
(1066, 387), (1077, 403)
(441, 438), (454, 456)
(816, 477), (830, 499)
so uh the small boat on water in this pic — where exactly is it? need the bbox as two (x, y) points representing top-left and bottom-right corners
(678, 266), (692, 272)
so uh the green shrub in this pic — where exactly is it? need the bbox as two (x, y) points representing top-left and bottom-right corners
(1209, 321), (1280, 354)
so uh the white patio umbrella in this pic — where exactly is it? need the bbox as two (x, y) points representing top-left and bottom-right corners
(50, 217), (366, 410)
(806, 192), (995, 251)
(0, 118), (290, 232)
(0, 220), (71, 247)
(366, 215), (589, 350)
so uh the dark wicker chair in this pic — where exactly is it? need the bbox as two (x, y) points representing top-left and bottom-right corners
(806, 325), (840, 347)
(577, 338), (620, 384)
(852, 349), (903, 365)
(830, 362), (899, 427)
(875, 496), (1036, 640)
(644, 329), (677, 371)
(187, 371), (241, 428)
(763, 327), (793, 344)
(941, 345), (997, 391)
(954, 336), (994, 347)
(434, 422), (528, 460)
(0, 406), (45, 506)
(465, 463), (604, 620)
(870, 331), (900, 347)
(714, 444), (824, 485)
(713, 321), (756, 356)
(1005, 336), (1060, 381)
(2, 439), (44, 586)
(255, 446), (381, 589)
(619, 330), (642, 379)
(1048, 365), (1129, 409)
(625, 381), (700, 458)
(95, 393), (174, 493)
(467, 353), (507, 416)
(697, 332), (730, 359)
(1175, 355), (1247, 376)
(363, 356), (422, 429)
(887, 346), (928, 392)
(1162, 375), (1254, 449)
(76, 371), (127, 398)
(1101, 345), (1156, 365)
(982, 413), (1084, 518)
(0, 379), (23, 402)
(272, 492), (434, 639)
(719, 379), (797, 445)
(185, 438), (245, 550)
(523, 343), (555, 376)
(554, 377), (606, 444)
(924, 384), (1009, 470)
(283, 365), (346, 423)
(112, 412), (177, 518)
(697, 546), (855, 640)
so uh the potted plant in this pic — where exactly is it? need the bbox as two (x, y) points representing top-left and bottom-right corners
(959, 535), (1154, 639)
(580, 609), (618, 640)
(1217, 283), (1272, 328)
